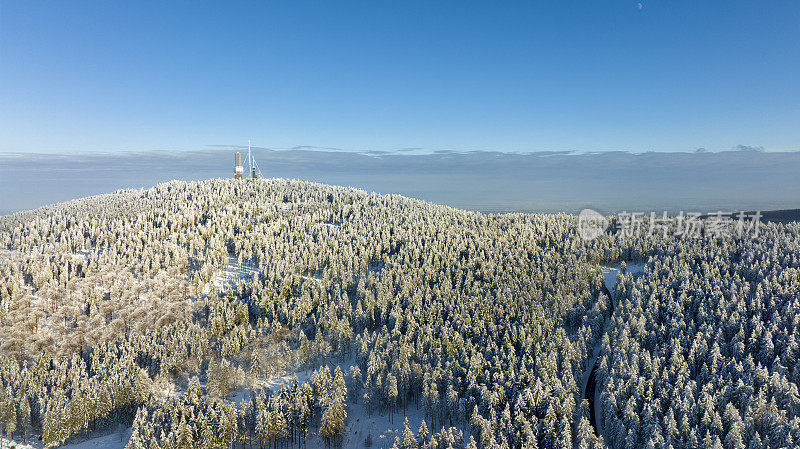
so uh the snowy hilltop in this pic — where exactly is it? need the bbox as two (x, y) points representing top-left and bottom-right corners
(0, 178), (799, 448)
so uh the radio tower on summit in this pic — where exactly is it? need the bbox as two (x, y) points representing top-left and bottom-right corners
(234, 140), (262, 180)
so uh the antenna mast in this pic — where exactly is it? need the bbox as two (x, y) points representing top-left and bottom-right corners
(234, 151), (243, 180)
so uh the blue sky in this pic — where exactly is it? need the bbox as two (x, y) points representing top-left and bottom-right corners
(1, 1), (799, 154)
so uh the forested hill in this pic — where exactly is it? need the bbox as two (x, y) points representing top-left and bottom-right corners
(0, 179), (798, 449)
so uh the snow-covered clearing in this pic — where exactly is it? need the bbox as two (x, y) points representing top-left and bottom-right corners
(1, 426), (131, 449)
(225, 359), (469, 449)
(220, 364), (320, 408)
(204, 255), (259, 294)
(333, 397), (448, 449)
(601, 262), (644, 293)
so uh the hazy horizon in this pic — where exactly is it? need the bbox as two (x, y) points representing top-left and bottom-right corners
(3, 147), (799, 216)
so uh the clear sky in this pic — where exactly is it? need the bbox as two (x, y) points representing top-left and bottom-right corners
(1, 1), (799, 154)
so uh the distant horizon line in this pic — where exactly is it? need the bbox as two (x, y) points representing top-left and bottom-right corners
(2, 144), (799, 159)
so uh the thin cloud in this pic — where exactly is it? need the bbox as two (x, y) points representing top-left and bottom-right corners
(732, 144), (765, 153)
(2, 148), (799, 214)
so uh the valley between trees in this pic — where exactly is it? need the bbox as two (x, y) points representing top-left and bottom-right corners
(0, 179), (798, 448)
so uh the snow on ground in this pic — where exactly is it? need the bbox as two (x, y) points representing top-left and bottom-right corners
(59, 428), (131, 449)
(222, 366), (318, 408)
(335, 398), (443, 449)
(1, 425), (131, 449)
(226, 359), (469, 449)
(299, 393), (467, 449)
(226, 360), (341, 407)
(203, 255), (259, 295)
(601, 262), (644, 293)
(0, 436), (37, 449)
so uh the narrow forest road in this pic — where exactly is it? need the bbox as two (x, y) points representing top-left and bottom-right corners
(583, 281), (612, 438)
(581, 264), (643, 441)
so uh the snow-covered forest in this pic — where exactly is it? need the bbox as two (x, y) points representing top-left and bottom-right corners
(0, 178), (798, 449)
